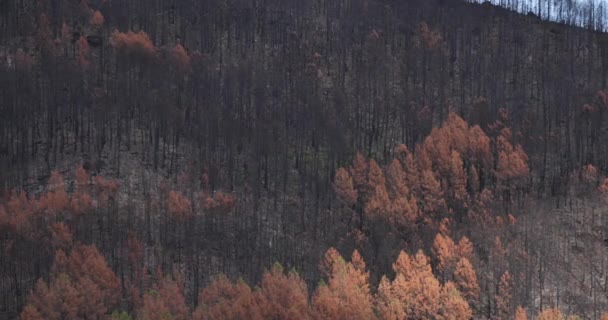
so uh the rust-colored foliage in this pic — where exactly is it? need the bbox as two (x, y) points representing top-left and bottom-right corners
(194, 276), (262, 320)
(111, 30), (156, 60)
(515, 306), (528, 320)
(402, 152), (420, 192)
(361, 159), (389, 221)
(581, 164), (598, 183)
(334, 167), (357, 207)
(375, 275), (403, 320)
(433, 232), (479, 282)
(70, 191), (92, 214)
(456, 237), (474, 261)
(340, 153), (421, 227)
(388, 193), (419, 227)
(438, 218), (451, 235)
(49, 222), (73, 249)
(491, 236), (507, 266)
(496, 271), (513, 319)
(350, 250), (367, 275)
(172, 44), (191, 72)
(167, 190), (192, 219)
(23, 276), (81, 320)
(137, 293), (173, 320)
(598, 89), (608, 107)
(127, 233), (144, 271)
(39, 171), (70, 217)
(75, 166), (89, 188)
(468, 125), (492, 169)
(496, 128), (529, 183)
(438, 281), (472, 320)
(76, 36), (91, 67)
(202, 191), (237, 214)
(417, 113), (494, 204)
(391, 250), (443, 318)
(598, 177), (608, 196)
(394, 144), (409, 163)
(448, 150), (467, 203)
(453, 257), (479, 306)
(419, 21), (441, 49)
(256, 264), (312, 320)
(72, 166), (92, 214)
(314, 248), (375, 320)
(582, 103), (598, 114)
(379, 250), (472, 319)
(536, 308), (564, 320)
(2, 191), (35, 235)
(386, 159), (409, 199)
(137, 275), (189, 320)
(419, 169), (445, 216)
(350, 152), (369, 195)
(23, 245), (120, 320)
(125, 233), (146, 309)
(469, 165), (480, 194)
(364, 182), (390, 220)
(423, 128), (451, 174)
(367, 160), (386, 195)
(433, 233), (457, 276)
(63, 245), (120, 301)
(91, 10), (104, 28)
(19, 305), (44, 320)
(443, 113), (471, 156)
(421, 112), (493, 185)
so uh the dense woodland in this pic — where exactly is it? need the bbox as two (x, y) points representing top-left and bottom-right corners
(2, 0), (608, 319)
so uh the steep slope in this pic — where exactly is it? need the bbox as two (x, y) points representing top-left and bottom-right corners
(1, 0), (608, 318)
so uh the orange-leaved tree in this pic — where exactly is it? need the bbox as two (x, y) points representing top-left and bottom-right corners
(313, 248), (375, 320)
(453, 257), (480, 309)
(21, 245), (120, 320)
(376, 250), (471, 320)
(536, 308), (564, 320)
(334, 167), (357, 207)
(193, 275), (262, 320)
(136, 274), (189, 320)
(495, 271), (513, 319)
(255, 263), (312, 320)
(514, 306), (528, 320)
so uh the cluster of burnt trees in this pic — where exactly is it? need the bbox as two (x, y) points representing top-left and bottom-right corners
(2, 0), (608, 318)
(16, 238), (603, 320)
(5, 0), (608, 195)
(17, 240), (477, 320)
(2, 113), (607, 318)
(1, 164), (605, 319)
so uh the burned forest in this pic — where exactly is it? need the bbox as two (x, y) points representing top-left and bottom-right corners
(2, 0), (608, 319)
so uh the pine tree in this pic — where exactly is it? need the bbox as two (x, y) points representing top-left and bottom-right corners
(256, 264), (312, 320)
(453, 257), (479, 308)
(496, 271), (513, 319)
(194, 276), (262, 320)
(313, 249), (375, 320)
(334, 168), (357, 207)
(515, 306), (528, 320)
(536, 308), (564, 320)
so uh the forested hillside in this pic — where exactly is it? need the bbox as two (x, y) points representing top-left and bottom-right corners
(2, 0), (608, 319)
